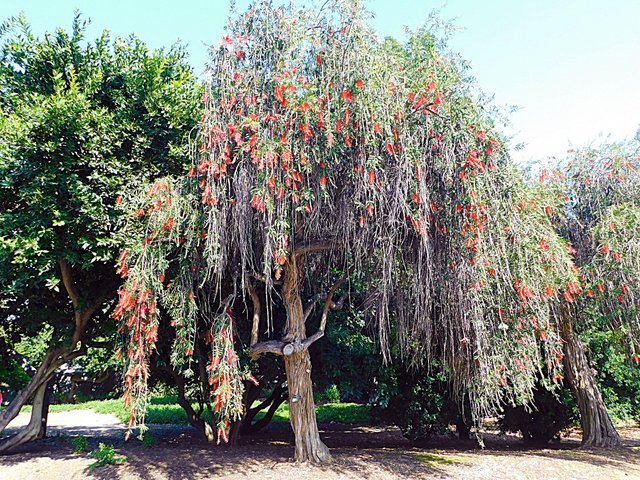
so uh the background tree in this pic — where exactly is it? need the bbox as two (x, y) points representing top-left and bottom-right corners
(546, 136), (640, 446)
(0, 13), (201, 452)
(116, 1), (586, 463)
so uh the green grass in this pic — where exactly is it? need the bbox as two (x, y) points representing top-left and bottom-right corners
(21, 397), (370, 425)
(414, 453), (463, 466)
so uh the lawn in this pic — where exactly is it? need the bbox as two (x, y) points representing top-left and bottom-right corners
(20, 397), (370, 425)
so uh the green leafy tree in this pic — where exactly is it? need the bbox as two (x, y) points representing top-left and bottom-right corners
(0, 13), (201, 452)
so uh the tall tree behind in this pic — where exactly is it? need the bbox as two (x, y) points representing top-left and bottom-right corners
(548, 138), (640, 446)
(0, 13), (201, 452)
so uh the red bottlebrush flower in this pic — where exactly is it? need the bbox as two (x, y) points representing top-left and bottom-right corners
(634, 355), (640, 364)
(545, 285), (554, 297)
(411, 192), (421, 204)
(367, 171), (375, 185)
(601, 245), (611, 255)
(188, 292), (194, 300)
(359, 216), (365, 228)
(426, 80), (436, 92)
(385, 143), (394, 156)
(563, 291), (574, 303)
(159, 273), (165, 283)
(341, 89), (353, 102)
(487, 147), (494, 157)
(545, 205), (553, 216)
(488, 267), (496, 276)
(299, 123), (313, 142)
(538, 239), (550, 251)
(366, 204), (374, 217)
(539, 330), (548, 342)
(373, 123), (382, 135)
(320, 176), (327, 187)
(344, 133), (352, 147)
(499, 377), (507, 388)
(316, 54), (322, 65)
(163, 217), (174, 231)
(477, 131), (486, 141)
(434, 92), (443, 105)
(356, 79), (363, 89)
(344, 109), (351, 125)
(115, 196), (123, 204)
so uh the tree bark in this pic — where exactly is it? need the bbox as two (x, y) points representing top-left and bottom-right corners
(560, 313), (621, 448)
(36, 380), (54, 440)
(170, 367), (215, 443)
(0, 382), (49, 453)
(281, 259), (331, 463)
(0, 260), (103, 453)
(0, 350), (59, 434)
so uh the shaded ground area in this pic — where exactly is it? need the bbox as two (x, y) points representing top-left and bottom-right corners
(1, 412), (639, 479)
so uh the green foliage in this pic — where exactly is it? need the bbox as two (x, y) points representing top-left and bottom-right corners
(313, 307), (381, 403)
(71, 435), (89, 453)
(371, 366), (467, 444)
(0, 12), (201, 361)
(0, 356), (30, 398)
(584, 328), (640, 421)
(140, 431), (156, 447)
(315, 384), (341, 404)
(499, 383), (576, 444)
(88, 443), (126, 471)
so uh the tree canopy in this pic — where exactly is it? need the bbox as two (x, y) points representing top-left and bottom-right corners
(0, 13), (201, 451)
(114, 0), (594, 461)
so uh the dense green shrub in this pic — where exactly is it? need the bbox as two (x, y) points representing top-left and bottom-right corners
(499, 383), (576, 444)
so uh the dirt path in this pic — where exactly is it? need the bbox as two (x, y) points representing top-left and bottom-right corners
(1, 411), (639, 479)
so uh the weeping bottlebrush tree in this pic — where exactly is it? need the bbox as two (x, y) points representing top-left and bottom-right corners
(113, 1), (584, 462)
(543, 137), (640, 447)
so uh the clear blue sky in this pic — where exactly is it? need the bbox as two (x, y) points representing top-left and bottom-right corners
(2, 0), (639, 163)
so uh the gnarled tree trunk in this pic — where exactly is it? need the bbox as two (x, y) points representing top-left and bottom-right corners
(0, 259), (105, 454)
(281, 259), (331, 463)
(0, 382), (49, 452)
(560, 312), (621, 448)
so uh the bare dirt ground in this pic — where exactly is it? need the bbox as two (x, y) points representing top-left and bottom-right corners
(1, 411), (639, 480)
